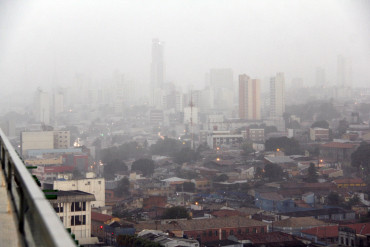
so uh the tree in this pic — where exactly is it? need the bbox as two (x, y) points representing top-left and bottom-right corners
(162, 206), (188, 219)
(351, 142), (370, 171)
(336, 119), (349, 137)
(131, 158), (155, 177)
(311, 120), (329, 129)
(241, 142), (254, 156)
(176, 182), (195, 192)
(104, 159), (127, 179)
(264, 163), (284, 181)
(174, 147), (200, 164)
(213, 174), (229, 182)
(307, 163), (318, 183)
(115, 177), (130, 197)
(327, 192), (342, 205)
(265, 137), (302, 155)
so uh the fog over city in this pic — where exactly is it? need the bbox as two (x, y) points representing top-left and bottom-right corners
(3, 1), (370, 246)
(0, 0), (369, 98)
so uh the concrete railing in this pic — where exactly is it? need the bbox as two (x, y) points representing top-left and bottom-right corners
(0, 129), (75, 247)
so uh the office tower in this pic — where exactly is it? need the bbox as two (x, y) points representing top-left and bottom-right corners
(34, 88), (50, 125)
(151, 39), (165, 91)
(53, 91), (64, 118)
(337, 55), (352, 88)
(270, 73), (285, 118)
(239, 74), (261, 120)
(316, 67), (326, 87)
(210, 68), (234, 109)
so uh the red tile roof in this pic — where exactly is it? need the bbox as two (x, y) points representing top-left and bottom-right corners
(344, 223), (370, 235)
(301, 225), (338, 238)
(91, 212), (113, 223)
(245, 231), (296, 244)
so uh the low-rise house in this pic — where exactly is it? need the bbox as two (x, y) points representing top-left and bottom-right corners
(310, 128), (330, 141)
(139, 231), (200, 247)
(135, 216), (268, 244)
(279, 207), (356, 222)
(254, 192), (295, 212)
(242, 231), (307, 247)
(338, 223), (370, 247)
(333, 178), (366, 189)
(320, 142), (358, 164)
(301, 225), (339, 245)
(272, 217), (329, 236)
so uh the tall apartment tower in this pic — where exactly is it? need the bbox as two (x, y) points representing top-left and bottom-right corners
(210, 68), (234, 110)
(337, 55), (352, 88)
(239, 74), (261, 120)
(316, 67), (326, 87)
(270, 73), (285, 118)
(34, 88), (50, 125)
(151, 39), (165, 91)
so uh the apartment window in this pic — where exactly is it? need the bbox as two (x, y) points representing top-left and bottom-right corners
(222, 230), (226, 238)
(351, 239), (354, 247)
(238, 229), (241, 235)
(245, 228), (249, 234)
(341, 237), (344, 244)
(60, 216), (63, 223)
(261, 227), (265, 233)
(71, 202), (84, 212)
(253, 228), (257, 233)
(230, 230), (234, 236)
(215, 230), (218, 236)
(53, 203), (64, 213)
(71, 215), (86, 226)
(208, 231), (212, 237)
(203, 231), (206, 236)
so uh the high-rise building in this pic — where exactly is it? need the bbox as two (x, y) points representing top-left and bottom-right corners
(209, 68), (234, 110)
(316, 67), (326, 87)
(239, 74), (261, 120)
(34, 88), (50, 125)
(337, 55), (352, 88)
(151, 39), (165, 91)
(270, 73), (285, 118)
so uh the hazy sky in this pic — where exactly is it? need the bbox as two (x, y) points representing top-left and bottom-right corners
(0, 0), (369, 96)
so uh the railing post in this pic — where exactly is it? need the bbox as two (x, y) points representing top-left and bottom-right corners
(7, 158), (12, 191)
(19, 187), (25, 236)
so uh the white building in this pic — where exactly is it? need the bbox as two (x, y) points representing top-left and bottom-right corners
(47, 190), (98, 245)
(53, 175), (105, 208)
(21, 130), (70, 156)
(34, 88), (50, 125)
(207, 131), (244, 149)
(270, 72), (285, 118)
(184, 106), (198, 125)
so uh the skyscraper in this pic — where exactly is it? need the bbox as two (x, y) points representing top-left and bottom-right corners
(34, 88), (50, 125)
(239, 74), (261, 120)
(337, 55), (352, 88)
(270, 73), (285, 118)
(316, 67), (326, 87)
(209, 68), (234, 110)
(151, 39), (165, 91)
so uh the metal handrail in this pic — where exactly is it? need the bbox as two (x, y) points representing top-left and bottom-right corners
(0, 129), (75, 247)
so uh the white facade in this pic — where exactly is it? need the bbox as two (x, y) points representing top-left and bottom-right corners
(21, 131), (54, 155)
(184, 106), (198, 125)
(50, 191), (98, 245)
(53, 177), (105, 208)
(270, 73), (285, 118)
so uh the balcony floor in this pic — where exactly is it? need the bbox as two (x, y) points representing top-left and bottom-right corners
(0, 169), (21, 247)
